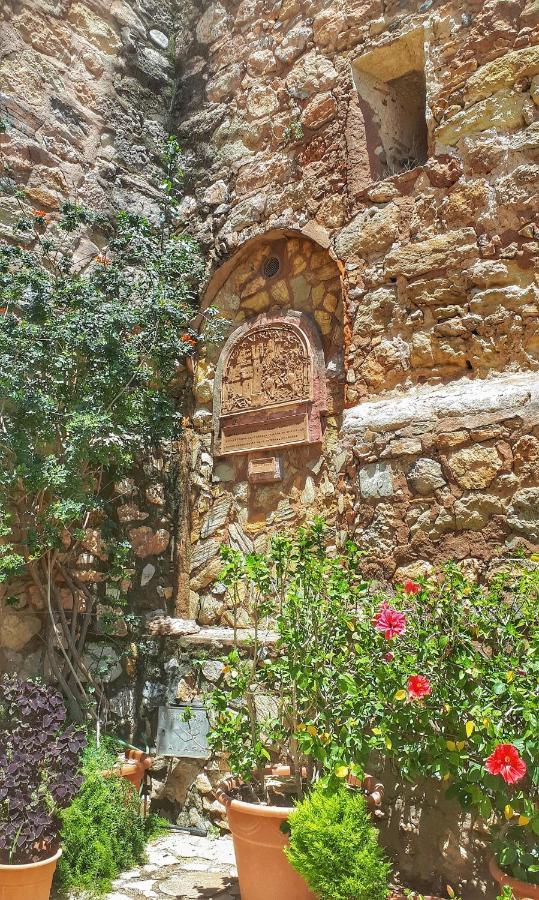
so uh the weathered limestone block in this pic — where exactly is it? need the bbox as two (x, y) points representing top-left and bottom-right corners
(447, 447), (503, 490)
(465, 46), (539, 104)
(196, 2), (229, 44)
(129, 526), (171, 558)
(67, 3), (121, 53)
(0, 608), (42, 652)
(407, 459), (446, 495)
(513, 436), (539, 483)
(343, 374), (539, 441)
(286, 52), (338, 99)
(246, 84), (280, 118)
(507, 488), (539, 542)
(436, 91), (528, 146)
(206, 65), (243, 102)
(384, 229), (477, 279)
(442, 179), (491, 227)
(301, 92), (337, 130)
(454, 494), (506, 531)
(276, 22), (312, 63)
(359, 461), (393, 498)
(336, 203), (401, 258)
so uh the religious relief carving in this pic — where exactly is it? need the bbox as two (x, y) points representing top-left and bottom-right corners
(221, 324), (311, 415)
(214, 312), (327, 457)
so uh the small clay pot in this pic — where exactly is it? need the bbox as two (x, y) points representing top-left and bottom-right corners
(489, 855), (539, 899)
(105, 749), (153, 792)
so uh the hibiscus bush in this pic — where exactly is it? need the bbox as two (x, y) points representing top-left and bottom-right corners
(356, 563), (538, 885)
(210, 521), (538, 884)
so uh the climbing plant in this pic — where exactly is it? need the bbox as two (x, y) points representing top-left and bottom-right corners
(0, 136), (208, 720)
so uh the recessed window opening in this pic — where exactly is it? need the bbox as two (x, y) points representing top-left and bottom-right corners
(352, 29), (428, 181)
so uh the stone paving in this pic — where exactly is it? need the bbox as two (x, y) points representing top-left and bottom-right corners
(67, 832), (239, 900)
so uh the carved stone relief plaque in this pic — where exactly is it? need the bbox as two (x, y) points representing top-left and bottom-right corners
(214, 312), (327, 457)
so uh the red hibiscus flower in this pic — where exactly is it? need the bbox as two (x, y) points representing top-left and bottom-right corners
(373, 603), (406, 640)
(485, 744), (527, 784)
(407, 674), (431, 700)
(403, 580), (420, 594)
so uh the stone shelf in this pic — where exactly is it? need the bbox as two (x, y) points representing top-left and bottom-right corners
(146, 615), (278, 648)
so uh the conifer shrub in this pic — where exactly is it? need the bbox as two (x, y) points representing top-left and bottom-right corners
(57, 740), (161, 896)
(285, 781), (391, 900)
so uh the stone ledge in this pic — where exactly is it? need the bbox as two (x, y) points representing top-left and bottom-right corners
(342, 373), (539, 441)
(180, 627), (278, 648)
(146, 617), (278, 648)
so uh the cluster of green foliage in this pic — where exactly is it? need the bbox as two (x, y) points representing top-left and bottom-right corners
(0, 135), (213, 718)
(208, 520), (539, 885)
(57, 738), (163, 895)
(286, 781), (391, 900)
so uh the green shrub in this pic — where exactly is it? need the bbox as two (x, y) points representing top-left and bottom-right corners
(286, 781), (391, 900)
(57, 741), (157, 896)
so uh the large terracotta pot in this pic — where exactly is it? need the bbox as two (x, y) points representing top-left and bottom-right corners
(217, 767), (316, 900)
(0, 847), (61, 900)
(489, 855), (539, 899)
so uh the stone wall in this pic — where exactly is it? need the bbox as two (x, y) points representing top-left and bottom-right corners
(0, 0), (184, 675)
(181, 0), (539, 599)
(1, 0), (539, 895)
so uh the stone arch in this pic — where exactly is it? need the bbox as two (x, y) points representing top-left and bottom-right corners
(189, 229), (345, 554)
(196, 229), (344, 412)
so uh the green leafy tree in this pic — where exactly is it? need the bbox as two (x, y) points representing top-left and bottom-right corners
(0, 136), (207, 720)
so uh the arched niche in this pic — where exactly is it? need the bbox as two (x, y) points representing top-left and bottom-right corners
(213, 311), (327, 458)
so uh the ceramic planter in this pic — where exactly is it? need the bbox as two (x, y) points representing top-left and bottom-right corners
(217, 768), (315, 900)
(0, 847), (62, 900)
(489, 855), (539, 899)
(217, 766), (384, 900)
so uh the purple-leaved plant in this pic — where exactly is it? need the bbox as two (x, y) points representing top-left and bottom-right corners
(0, 675), (86, 864)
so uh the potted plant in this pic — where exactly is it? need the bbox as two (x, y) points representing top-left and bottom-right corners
(0, 675), (86, 900)
(209, 521), (386, 900)
(209, 523), (538, 899)
(285, 779), (391, 900)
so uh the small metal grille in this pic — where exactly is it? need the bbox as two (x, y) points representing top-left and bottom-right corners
(262, 255), (281, 279)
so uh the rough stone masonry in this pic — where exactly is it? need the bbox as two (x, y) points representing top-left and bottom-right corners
(1, 0), (538, 896)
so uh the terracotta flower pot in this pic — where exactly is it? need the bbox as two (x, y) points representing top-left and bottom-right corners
(105, 749), (153, 792)
(489, 855), (539, 899)
(217, 766), (384, 900)
(217, 771), (315, 900)
(0, 847), (61, 900)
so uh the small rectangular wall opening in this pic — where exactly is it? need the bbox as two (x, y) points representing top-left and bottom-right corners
(352, 29), (429, 182)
